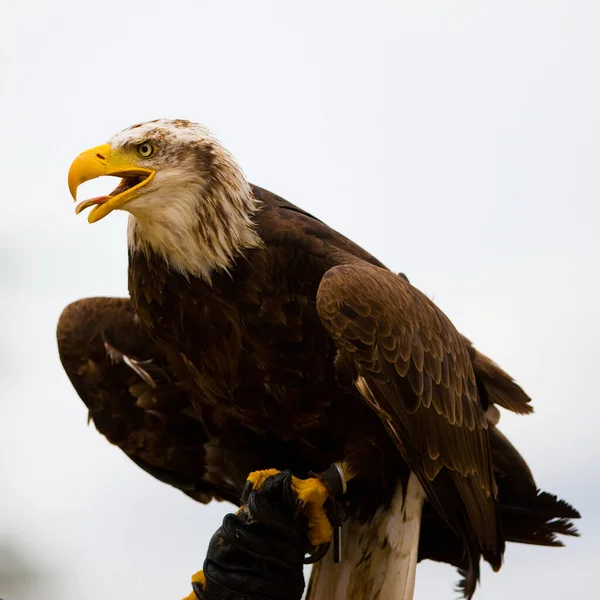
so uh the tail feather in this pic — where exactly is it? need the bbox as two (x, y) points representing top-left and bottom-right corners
(456, 568), (477, 599)
(457, 557), (479, 600)
(499, 488), (580, 546)
(499, 488), (580, 519)
(418, 429), (581, 598)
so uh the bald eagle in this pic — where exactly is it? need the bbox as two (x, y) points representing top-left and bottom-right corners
(59, 119), (579, 599)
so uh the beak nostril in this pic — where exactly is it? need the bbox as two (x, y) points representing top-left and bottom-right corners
(96, 153), (106, 160)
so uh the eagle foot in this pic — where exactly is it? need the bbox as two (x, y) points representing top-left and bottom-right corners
(245, 469), (334, 547)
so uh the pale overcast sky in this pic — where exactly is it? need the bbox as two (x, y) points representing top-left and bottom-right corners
(0, 1), (597, 599)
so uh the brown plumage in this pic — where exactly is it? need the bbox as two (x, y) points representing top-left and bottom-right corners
(59, 120), (579, 598)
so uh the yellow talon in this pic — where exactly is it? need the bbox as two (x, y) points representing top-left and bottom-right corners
(246, 468), (281, 491)
(246, 469), (334, 547)
(302, 498), (333, 546)
(291, 476), (332, 545)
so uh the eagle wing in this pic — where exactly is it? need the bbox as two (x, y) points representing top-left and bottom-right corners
(57, 297), (240, 506)
(316, 262), (504, 589)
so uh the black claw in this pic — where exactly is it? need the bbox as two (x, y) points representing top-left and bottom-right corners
(240, 480), (253, 504)
(280, 471), (295, 508)
(192, 581), (207, 599)
(303, 542), (330, 564)
(294, 497), (303, 519)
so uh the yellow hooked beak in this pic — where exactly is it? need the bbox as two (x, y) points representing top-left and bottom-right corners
(68, 143), (155, 223)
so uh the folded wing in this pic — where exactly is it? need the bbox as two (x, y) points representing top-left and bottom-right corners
(317, 263), (504, 596)
(57, 297), (240, 505)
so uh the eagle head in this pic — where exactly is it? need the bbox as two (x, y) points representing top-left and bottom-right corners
(68, 119), (261, 279)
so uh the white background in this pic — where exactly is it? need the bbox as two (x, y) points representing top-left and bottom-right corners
(0, 1), (597, 598)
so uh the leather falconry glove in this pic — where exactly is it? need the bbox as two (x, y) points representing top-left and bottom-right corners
(183, 470), (311, 600)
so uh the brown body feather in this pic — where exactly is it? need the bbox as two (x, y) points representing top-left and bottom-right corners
(58, 185), (579, 597)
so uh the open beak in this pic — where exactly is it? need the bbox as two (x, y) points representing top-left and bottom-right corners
(68, 143), (155, 223)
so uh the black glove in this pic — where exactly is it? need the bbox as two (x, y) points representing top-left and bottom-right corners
(193, 470), (309, 600)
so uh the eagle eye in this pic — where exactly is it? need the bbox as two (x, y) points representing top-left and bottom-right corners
(137, 141), (155, 158)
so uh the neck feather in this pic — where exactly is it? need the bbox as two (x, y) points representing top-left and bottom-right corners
(127, 165), (262, 282)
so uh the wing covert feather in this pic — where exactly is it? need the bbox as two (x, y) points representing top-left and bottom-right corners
(317, 263), (504, 577)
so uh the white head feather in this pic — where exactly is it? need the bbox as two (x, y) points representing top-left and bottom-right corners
(108, 119), (262, 280)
